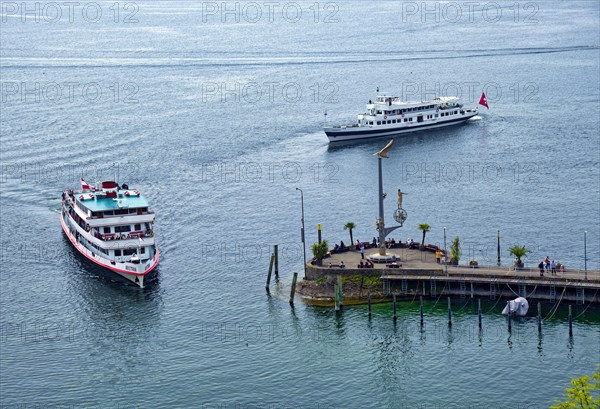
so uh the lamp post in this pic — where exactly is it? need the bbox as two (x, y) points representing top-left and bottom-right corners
(296, 188), (307, 278)
(584, 230), (587, 281)
(444, 227), (447, 277)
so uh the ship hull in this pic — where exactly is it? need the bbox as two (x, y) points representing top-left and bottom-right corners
(60, 210), (160, 288)
(325, 112), (477, 143)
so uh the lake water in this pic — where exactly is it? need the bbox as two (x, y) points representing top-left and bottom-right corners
(1, 1), (599, 407)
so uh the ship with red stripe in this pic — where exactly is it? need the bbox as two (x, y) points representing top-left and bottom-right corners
(61, 179), (160, 287)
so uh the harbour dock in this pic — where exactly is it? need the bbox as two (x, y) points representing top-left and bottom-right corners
(300, 246), (599, 304)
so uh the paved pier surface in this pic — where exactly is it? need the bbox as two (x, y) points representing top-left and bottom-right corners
(312, 247), (599, 285)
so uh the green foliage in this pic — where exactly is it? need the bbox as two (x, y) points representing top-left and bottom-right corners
(450, 236), (461, 264)
(551, 369), (600, 408)
(315, 276), (327, 285)
(418, 223), (431, 249)
(343, 222), (356, 245)
(311, 240), (329, 262)
(508, 244), (531, 265)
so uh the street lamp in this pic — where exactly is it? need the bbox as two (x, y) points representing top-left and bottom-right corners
(584, 230), (587, 281)
(296, 188), (307, 278)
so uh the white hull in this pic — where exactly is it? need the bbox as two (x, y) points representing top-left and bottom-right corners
(61, 209), (159, 288)
(325, 112), (477, 142)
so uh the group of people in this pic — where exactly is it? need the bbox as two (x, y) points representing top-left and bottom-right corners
(538, 256), (563, 276)
(357, 260), (374, 269)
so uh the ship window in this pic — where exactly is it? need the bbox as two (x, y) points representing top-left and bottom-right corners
(114, 249), (121, 256)
(454, 111), (458, 114)
(140, 247), (146, 254)
(377, 110), (382, 114)
(387, 120), (391, 124)
(115, 225), (131, 233)
(377, 121), (381, 125)
(392, 119), (396, 124)
(435, 114), (439, 118)
(103, 227), (111, 234)
(104, 210), (114, 215)
(134, 224), (141, 231)
(123, 248), (137, 256)
(369, 121), (373, 125)
(115, 209), (128, 215)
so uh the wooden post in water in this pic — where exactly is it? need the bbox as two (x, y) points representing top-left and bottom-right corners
(470, 282), (474, 299)
(289, 272), (298, 305)
(507, 301), (512, 332)
(568, 305), (573, 336)
(368, 293), (372, 319)
(447, 297), (452, 327)
(393, 294), (397, 322)
(273, 244), (279, 276)
(419, 296), (424, 326)
(266, 253), (275, 289)
(337, 274), (343, 308)
(537, 302), (542, 334)
(478, 299), (482, 330)
(334, 283), (340, 312)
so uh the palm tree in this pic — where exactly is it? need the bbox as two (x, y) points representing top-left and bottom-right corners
(311, 240), (329, 265)
(508, 245), (531, 268)
(450, 236), (461, 265)
(343, 222), (356, 246)
(418, 223), (430, 250)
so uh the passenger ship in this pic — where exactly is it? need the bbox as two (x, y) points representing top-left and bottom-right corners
(324, 93), (478, 142)
(61, 179), (160, 287)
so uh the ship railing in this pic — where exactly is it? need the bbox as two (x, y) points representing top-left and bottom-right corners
(96, 231), (154, 241)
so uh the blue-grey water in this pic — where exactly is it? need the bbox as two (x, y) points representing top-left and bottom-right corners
(1, 1), (599, 407)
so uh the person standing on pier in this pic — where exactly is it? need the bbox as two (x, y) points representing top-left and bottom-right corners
(551, 260), (557, 275)
(538, 261), (545, 276)
(436, 249), (441, 263)
(360, 244), (365, 259)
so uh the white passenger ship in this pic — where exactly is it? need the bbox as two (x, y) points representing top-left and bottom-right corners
(324, 93), (478, 142)
(61, 179), (160, 287)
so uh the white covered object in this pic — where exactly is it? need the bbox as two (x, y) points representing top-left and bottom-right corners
(502, 297), (529, 316)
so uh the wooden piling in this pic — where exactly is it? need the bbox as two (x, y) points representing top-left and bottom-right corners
(265, 253), (275, 289)
(337, 274), (343, 308)
(478, 299), (482, 329)
(447, 297), (452, 327)
(289, 272), (298, 305)
(273, 244), (279, 276)
(368, 293), (372, 319)
(470, 282), (474, 299)
(393, 294), (397, 322)
(568, 305), (573, 336)
(334, 283), (340, 312)
(537, 302), (542, 334)
(419, 296), (424, 325)
(507, 301), (512, 332)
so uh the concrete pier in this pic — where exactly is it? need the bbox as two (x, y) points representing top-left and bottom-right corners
(301, 245), (600, 304)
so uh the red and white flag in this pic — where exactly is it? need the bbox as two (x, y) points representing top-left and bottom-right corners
(81, 178), (91, 191)
(479, 92), (489, 109)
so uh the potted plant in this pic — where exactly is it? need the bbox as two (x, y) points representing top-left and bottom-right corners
(311, 240), (329, 266)
(449, 237), (461, 265)
(469, 259), (479, 268)
(418, 223), (431, 250)
(508, 244), (531, 269)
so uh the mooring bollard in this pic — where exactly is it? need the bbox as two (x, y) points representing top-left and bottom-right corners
(507, 301), (512, 332)
(420, 296), (424, 326)
(266, 253), (275, 289)
(448, 297), (452, 327)
(568, 305), (573, 336)
(368, 293), (372, 319)
(289, 272), (298, 305)
(537, 302), (542, 334)
(478, 299), (482, 330)
(393, 294), (397, 322)
(273, 244), (279, 276)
